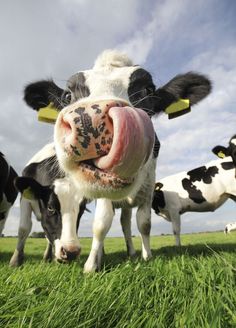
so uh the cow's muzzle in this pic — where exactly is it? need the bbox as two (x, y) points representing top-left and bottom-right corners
(55, 99), (155, 186)
(57, 245), (81, 263)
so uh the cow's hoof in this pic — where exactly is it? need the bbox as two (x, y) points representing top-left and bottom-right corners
(83, 260), (99, 273)
(9, 251), (24, 267)
(128, 250), (137, 258)
(43, 256), (53, 262)
(142, 252), (152, 261)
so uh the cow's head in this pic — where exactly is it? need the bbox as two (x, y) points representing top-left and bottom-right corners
(212, 134), (236, 166)
(24, 49), (211, 200)
(15, 176), (86, 262)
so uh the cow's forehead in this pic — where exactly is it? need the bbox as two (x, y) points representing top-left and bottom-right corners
(66, 65), (154, 102)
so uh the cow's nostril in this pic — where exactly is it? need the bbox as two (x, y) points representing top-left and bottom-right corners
(60, 117), (72, 135)
(66, 251), (79, 261)
(60, 246), (80, 261)
(60, 246), (67, 259)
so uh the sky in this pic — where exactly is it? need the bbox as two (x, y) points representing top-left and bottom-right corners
(1, 0), (236, 239)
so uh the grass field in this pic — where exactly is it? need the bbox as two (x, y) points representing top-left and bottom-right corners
(0, 232), (236, 328)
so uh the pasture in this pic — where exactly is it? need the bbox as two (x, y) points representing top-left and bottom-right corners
(0, 232), (236, 328)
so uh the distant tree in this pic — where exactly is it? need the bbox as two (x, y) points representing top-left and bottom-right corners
(30, 231), (45, 238)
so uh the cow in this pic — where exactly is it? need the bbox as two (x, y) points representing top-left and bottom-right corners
(23, 49), (211, 271)
(0, 152), (18, 236)
(9, 143), (86, 267)
(224, 222), (236, 234)
(152, 134), (236, 246)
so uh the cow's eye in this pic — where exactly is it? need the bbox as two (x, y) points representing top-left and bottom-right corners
(47, 206), (56, 215)
(63, 91), (72, 104)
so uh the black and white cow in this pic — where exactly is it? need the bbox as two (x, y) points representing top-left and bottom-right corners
(224, 222), (236, 234)
(0, 152), (18, 236)
(9, 143), (86, 266)
(24, 50), (211, 271)
(152, 135), (236, 246)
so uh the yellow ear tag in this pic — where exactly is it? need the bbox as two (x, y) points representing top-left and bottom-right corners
(217, 151), (226, 158)
(38, 102), (59, 124)
(165, 98), (190, 119)
(22, 187), (35, 200)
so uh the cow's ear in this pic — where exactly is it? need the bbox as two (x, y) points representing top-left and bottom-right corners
(154, 72), (211, 119)
(14, 177), (49, 200)
(212, 146), (228, 158)
(24, 80), (64, 111)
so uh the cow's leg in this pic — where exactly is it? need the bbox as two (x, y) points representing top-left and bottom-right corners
(169, 211), (181, 246)
(120, 208), (136, 257)
(84, 199), (114, 273)
(9, 199), (32, 267)
(43, 238), (53, 262)
(136, 204), (152, 260)
(0, 216), (7, 236)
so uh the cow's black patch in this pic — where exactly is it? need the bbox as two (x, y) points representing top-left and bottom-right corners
(182, 178), (206, 204)
(0, 153), (18, 206)
(187, 165), (219, 184)
(153, 134), (161, 158)
(182, 164), (218, 204)
(221, 161), (235, 170)
(152, 190), (166, 214)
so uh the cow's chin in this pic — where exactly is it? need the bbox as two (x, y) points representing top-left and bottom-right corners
(57, 153), (137, 200)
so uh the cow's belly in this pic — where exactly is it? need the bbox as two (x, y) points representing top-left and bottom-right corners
(181, 193), (228, 213)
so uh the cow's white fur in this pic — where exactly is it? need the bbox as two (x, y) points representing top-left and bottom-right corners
(154, 157), (236, 246)
(93, 49), (133, 69)
(224, 222), (236, 234)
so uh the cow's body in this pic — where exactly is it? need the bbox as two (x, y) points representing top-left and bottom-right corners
(0, 152), (18, 236)
(152, 155), (236, 246)
(24, 49), (211, 271)
(9, 143), (86, 266)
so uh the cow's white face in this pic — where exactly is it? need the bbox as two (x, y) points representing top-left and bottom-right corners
(53, 178), (82, 262)
(54, 50), (155, 200)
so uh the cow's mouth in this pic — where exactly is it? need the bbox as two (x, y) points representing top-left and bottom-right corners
(77, 159), (134, 188)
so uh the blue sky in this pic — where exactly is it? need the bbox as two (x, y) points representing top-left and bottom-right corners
(1, 0), (236, 237)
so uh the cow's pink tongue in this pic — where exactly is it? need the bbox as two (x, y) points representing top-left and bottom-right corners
(94, 106), (155, 178)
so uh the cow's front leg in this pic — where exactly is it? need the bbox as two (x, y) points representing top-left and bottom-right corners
(84, 199), (114, 273)
(136, 204), (152, 260)
(169, 210), (181, 246)
(0, 214), (7, 236)
(43, 238), (53, 262)
(9, 199), (32, 267)
(120, 208), (136, 257)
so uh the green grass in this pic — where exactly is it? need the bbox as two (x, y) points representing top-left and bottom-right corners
(0, 232), (236, 328)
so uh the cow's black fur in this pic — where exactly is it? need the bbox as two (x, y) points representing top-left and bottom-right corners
(0, 152), (18, 234)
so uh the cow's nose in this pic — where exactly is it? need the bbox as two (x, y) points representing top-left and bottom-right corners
(60, 246), (81, 262)
(56, 100), (128, 161)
